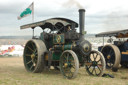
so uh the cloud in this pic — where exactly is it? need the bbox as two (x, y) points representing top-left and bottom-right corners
(0, 0), (128, 35)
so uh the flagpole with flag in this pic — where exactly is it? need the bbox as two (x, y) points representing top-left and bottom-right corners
(17, 2), (34, 22)
(32, 2), (34, 22)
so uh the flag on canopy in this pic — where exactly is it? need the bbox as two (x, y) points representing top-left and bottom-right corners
(17, 2), (34, 20)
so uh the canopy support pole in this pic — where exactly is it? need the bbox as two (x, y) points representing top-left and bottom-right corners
(103, 37), (104, 46)
(32, 28), (34, 39)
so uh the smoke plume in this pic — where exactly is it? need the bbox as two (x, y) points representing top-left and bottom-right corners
(62, 0), (83, 9)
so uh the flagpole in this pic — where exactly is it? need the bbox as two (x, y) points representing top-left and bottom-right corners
(32, 2), (34, 38)
(32, 2), (34, 22)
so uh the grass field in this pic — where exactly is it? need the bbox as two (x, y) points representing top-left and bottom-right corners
(0, 57), (128, 85)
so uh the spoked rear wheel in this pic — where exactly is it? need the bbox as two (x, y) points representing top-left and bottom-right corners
(23, 39), (47, 73)
(101, 44), (121, 72)
(60, 50), (79, 79)
(85, 50), (106, 76)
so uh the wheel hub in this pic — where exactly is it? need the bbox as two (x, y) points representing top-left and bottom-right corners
(31, 54), (35, 59)
(107, 55), (111, 59)
(92, 61), (97, 66)
(64, 63), (68, 67)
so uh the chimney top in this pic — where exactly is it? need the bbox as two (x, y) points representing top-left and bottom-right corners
(79, 9), (86, 12)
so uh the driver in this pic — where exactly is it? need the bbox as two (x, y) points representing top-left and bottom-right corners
(65, 26), (71, 32)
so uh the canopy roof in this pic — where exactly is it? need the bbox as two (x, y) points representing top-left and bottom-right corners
(95, 29), (128, 38)
(20, 18), (78, 31)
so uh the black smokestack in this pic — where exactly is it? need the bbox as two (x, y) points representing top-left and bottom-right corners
(79, 9), (85, 35)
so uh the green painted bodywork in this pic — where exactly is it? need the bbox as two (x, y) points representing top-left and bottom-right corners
(53, 34), (65, 44)
(64, 45), (72, 50)
(40, 32), (77, 61)
(54, 44), (72, 50)
(52, 44), (73, 61)
(52, 52), (62, 61)
(40, 32), (84, 62)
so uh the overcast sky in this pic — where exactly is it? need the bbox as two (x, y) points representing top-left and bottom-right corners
(0, 0), (128, 36)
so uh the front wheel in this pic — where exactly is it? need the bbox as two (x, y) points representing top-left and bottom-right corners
(85, 50), (106, 76)
(60, 50), (79, 79)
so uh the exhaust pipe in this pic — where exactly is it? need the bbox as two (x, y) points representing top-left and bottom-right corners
(79, 9), (85, 35)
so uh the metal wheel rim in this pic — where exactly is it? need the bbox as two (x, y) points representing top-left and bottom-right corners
(86, 51), (105, 76)
(102, 46), (115, 69)
(24, 41), (38, 72)
(60, 50), (79, 79)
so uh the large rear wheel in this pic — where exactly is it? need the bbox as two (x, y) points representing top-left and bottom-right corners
(60, 50), (79, 79)
(23, 39), (47, 73)
(101, 44), (121, 72)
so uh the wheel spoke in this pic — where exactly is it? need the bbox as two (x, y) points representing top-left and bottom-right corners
(34, 49), (37, 54)
(94, 68), (97, 75)
(109, 49), (112, 55)
(97, 58), (101, 63)
(92, 67), (95, 74)
(33, 57), (37, 63)
(107, 47), (110, 54)
(30, 64), (34, 70)
(26, 60), (32, 65)
(66, 54), (69, 63)
(94, 54), (98, 61)
(31, 42), (35, 49)
(97, 65), (101, 72)
(27, 46), (35, 52)
(34, 51), (38, 57)
(102, 51), (107, 55)
(71, 66), (75, 70)
(92, 53), (95, 59)
(88, 65), (92, 70)
(25, 54), (31, 57)
(110, 53), (114, 57)
(69, 70), (73, 77)
(67, 53), (69, 57)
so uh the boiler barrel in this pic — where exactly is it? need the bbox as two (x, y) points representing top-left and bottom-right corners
(54, 45), (74, 51)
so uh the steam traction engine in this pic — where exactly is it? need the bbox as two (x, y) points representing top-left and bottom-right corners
(96, 29), (128, 72)
(20, 9), (106, 79)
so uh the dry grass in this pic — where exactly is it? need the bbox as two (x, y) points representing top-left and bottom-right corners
(0, 57), (128, 85)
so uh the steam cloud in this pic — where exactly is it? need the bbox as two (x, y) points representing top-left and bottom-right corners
(63, 0), (83, 9)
